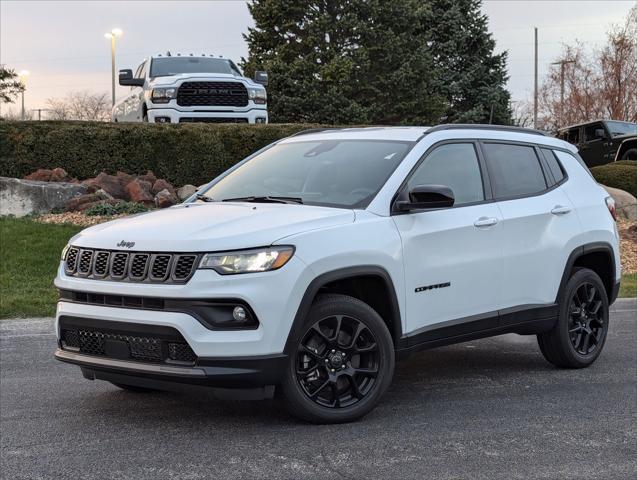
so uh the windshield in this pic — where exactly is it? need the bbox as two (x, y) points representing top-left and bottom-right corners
(200, 140), (414, 208)
(150, 57), (241, 77)
(606, 120), (637, 137)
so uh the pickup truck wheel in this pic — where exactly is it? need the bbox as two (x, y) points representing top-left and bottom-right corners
(281, 294), (394, 423)
(537, 268), (609, 368)
(621, 148), (637, 160)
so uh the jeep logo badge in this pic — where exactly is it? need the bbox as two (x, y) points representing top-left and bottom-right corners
(117, 240), (135, 249)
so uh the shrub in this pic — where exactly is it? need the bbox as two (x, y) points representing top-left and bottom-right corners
(84, 201), (151, 217)
(591, 161), (637, 198)
(0, 121), (321, 186)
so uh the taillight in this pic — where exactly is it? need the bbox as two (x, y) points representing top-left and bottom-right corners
(605, 196), (617, 221)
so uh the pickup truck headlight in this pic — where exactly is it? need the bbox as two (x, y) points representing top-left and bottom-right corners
(151, 87), (176, 104)
(248, 87), (267, 105)
(199, 246), (294, 274)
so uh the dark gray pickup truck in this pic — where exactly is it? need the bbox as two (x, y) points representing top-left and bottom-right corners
(557, 120), (637, 167)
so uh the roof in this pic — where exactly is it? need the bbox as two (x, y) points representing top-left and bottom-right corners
(280, 125), (577, 152)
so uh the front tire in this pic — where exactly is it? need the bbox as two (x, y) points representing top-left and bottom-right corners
(281, 294), (395, 423)
(537, 268), (609, 368)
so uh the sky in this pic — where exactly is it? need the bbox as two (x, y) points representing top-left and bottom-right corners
(1, 0), (635, 116)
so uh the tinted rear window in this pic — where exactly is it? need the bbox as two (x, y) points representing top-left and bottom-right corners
(483, 143), (547, 199)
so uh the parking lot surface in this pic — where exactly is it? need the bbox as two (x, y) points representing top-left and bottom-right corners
(1, 299), (635, 479)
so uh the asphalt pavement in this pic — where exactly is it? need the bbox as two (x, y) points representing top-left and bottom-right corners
(1, 299), (636, 479)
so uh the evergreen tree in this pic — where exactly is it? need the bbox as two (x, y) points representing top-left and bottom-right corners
(242, 0), (511, 125)
(427, 0), (511, 124)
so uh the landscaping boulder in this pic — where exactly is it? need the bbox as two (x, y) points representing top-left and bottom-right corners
(152, 178), (175, 196)
(85, 172), (127, 199)
(125, 179), (154, 205)
(65, 193), (104, 211)
(602, 185), (637, 220)
(1, 176), (87, 216)
(138, 170), (157, 185)
(154, 189), (178, 208)
(177, 184), (197, 201)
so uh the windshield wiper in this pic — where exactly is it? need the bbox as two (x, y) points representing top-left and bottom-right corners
(195, 193), (214, 202)
(222, 196), (303, 204)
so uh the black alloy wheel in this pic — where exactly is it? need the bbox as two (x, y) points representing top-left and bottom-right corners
(567, 282), (605, 355)
(282, 294), (394, 423)
(537, 268), (609, 368)
(296, 314), (380, 408)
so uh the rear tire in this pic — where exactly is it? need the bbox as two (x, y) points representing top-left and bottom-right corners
(281, 294), (394, 423)
(537, 268), (609, 368)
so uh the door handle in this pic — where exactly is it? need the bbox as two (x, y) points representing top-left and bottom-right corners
(550, 205), (571, 215)
(474, 217), (498, 228)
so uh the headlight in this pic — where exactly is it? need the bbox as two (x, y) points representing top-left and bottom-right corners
(199, 246), (294, 274)
(151, 87), (176, 104)
(61, 244), (70, 260)
(248, 87), (267, 105)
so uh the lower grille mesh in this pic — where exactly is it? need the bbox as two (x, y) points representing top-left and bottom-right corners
(62, 328), (196, 365)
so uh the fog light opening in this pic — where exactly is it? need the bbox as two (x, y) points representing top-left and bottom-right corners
(233, 306), (247, 322)
(155, 116), (171, 123)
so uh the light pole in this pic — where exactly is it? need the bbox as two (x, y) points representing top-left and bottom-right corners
(104, 28), (123, 107)
(18, 70), (29, 120)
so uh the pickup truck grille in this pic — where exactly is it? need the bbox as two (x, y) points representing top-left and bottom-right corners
(64, 247), (199, 283)
(176, 81), (249, 107)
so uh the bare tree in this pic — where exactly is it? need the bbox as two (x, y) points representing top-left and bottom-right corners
(537, 5), (637, 130)
(45, 90), (111, 121)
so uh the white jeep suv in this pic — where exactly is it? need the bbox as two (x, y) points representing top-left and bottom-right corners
(55, 125), (621, 423)
(113, 54), (268, 124)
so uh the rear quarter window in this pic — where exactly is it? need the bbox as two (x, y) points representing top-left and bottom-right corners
(540, 148), (566, 184)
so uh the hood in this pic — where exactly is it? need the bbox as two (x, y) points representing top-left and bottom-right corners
(70, 203), (355, 252)
(149, 73), (250, 87)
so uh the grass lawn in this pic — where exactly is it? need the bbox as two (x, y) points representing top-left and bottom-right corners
(1, 217), (81, 318)
(0, 217), (635, 319)
(619, 273), (636, 299)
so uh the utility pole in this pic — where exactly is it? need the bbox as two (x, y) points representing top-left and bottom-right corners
(533, 27), (538, 129)
(551, 59), (576, 126)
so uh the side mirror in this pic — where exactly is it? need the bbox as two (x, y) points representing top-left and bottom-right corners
(594, 128), (606, 139)
(397, 185), (455, 211)
(254, 71), (269, 87)
(119, 69), (144, 87)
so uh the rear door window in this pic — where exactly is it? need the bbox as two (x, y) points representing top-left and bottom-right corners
(482, 143), (547, 199)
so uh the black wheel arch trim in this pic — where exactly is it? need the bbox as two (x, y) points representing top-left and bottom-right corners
(284, 266), (403, 354)
(556, 242), (617, 304)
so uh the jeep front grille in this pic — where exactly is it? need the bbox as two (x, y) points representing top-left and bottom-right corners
(176, 81), (249, 107)
(64, 247), (199, 284)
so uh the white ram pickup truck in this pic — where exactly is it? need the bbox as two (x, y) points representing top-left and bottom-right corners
(113, 54), (268, 124)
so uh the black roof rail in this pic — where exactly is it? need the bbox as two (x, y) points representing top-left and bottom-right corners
(426, 124), (549, 137)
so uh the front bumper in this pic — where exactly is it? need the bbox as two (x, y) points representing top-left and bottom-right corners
(147, 107), (268, 124)
(54, 348), (287, 389)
